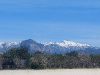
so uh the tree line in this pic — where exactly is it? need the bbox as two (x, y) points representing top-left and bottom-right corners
(0, 46), (100, 69)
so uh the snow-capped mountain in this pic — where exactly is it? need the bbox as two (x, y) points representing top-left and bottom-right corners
(42, 40), (90, 48)
(0, 41), (21, 48)
(0, 41), (22, 52)
(41, 40), (93, 53)
(0, 39), (100, 54)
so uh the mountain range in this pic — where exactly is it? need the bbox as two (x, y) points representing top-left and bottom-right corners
(0, 39), (100, 55)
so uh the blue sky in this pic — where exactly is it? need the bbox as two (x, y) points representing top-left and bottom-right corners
(0, 0), (100, 47)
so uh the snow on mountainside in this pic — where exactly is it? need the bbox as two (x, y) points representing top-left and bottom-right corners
(0, 42), (4, 48)
(42, 40), (91, 48)
(0, 39), (100, 54)
(0, 41), (22, 49)
(41, 40), (94, 54)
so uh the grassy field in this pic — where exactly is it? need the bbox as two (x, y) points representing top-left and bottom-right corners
(0, 69), (100, 75)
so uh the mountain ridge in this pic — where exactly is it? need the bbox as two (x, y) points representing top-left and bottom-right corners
(0, 39), (100, 54)
(42, 40), (91, 48)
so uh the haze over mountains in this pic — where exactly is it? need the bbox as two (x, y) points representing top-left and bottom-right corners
(0, 39), (100, 55)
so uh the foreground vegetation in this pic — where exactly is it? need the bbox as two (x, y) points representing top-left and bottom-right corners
(0, 46), (100, 69)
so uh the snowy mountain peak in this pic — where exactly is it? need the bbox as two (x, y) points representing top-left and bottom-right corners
(42, 42), (54, 46)
(42, 40), (90, 48)
(62, 40), (75, 44)
(0, 42), (4, 48)
(63, 40), (70, 42)
(0, 41), (22, 48)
